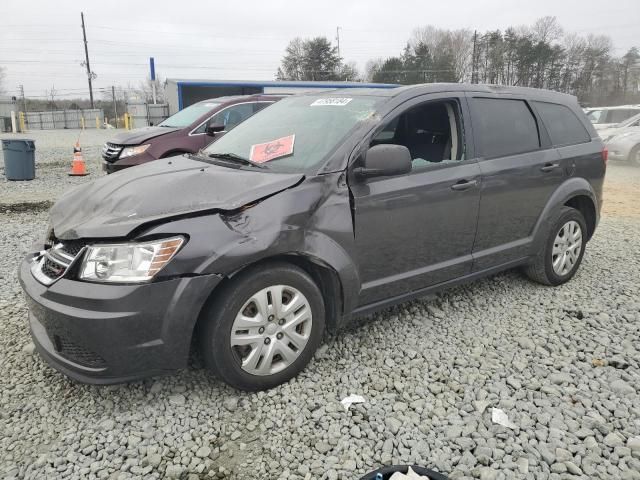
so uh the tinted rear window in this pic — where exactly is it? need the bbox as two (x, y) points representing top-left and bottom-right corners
(533, 101), (591, 147)
(472, 98), (540, 158)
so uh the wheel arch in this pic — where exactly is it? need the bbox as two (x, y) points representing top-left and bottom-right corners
(531, 177), (599, 251)
(564, 194), (597, 240)
(160, 149), (191, 158)
(194, 253), (346, 336)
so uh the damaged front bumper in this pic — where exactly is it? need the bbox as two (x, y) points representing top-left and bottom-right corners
(18, 255), (222, 384)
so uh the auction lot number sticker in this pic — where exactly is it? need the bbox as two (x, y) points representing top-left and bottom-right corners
(310, 98), (352, 106)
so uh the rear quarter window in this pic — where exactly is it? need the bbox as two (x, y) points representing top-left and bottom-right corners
(471, 98), (540, 158)
(533, 101), (591, 147)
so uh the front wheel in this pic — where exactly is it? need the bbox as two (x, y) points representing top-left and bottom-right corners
(198, 262), (325, 391)
(524, 207), (587, 286)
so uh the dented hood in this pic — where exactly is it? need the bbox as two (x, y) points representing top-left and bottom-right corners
(50, 156), (304, 239)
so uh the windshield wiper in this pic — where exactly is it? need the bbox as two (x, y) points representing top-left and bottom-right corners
(207, 152), (267, 169)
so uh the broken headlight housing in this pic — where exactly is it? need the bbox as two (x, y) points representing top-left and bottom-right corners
(79, 236), (184, 283)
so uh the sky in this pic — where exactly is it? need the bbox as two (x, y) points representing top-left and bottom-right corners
(1, 0), (639, 100)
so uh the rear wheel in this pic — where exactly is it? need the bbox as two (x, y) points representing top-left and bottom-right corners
(198, 262), (325, 391)
(524, 207), (587, 286)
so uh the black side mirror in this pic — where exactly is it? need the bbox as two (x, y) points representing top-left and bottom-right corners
(205, 124), (225, 136)
(354, 144), (412, 178)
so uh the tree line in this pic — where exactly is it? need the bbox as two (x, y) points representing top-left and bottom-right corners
(277, 17), (640, 106)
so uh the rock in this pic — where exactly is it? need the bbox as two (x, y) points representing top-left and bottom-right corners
(627, 437), (640, 452)
(99, 419), (115, 431)
(168, 394), (185, 406)
(473, 400), (491, 414)
(223, 396), (239, 412)
(478, 467), (498, 480)
(315, 441), (331, 454)
(565, 461), (583, 475)
(342, 459), (357, 471)
(385, 417), (402, 435)
(22, 342), (35, 355)
(548, 372), (572, 385)
(604, 432), (625, 448)
(517, 338), (536, 350)
(147, 454), (162, 467)
(165, 464), (184, 479)
(196, 446), (211, 458)
(611, 379), (635, 396)
(516, 457), (529, 474)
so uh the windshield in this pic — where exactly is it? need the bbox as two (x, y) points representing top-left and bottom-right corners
(158, 102), (220, 128)
(204, 94), (382, 173)
(586, 109), (606, 124)
(617, 112), (640, 128)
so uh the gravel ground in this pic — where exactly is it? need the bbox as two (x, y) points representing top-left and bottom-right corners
(1, 133), (639, 480)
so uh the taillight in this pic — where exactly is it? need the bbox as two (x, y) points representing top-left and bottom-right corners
(602, 147), (608, 165)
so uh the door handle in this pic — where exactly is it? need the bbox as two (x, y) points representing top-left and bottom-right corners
(540, 163), (560, 172)
(450, 179), (478, 191)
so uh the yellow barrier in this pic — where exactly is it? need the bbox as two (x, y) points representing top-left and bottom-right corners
(81, 117), (85, 130)
(19, 112), (26, 132)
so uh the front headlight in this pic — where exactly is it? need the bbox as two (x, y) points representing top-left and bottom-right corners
(79, 236), (184, 283)
(120, 144), (150, 158)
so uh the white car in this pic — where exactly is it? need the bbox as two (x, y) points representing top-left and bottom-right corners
(598, 112), (640, 142)
(606, 130), (640, 166)
(585, 105), (640, 131)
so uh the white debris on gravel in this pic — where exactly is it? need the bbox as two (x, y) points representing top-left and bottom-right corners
(0, 135), (639, 479)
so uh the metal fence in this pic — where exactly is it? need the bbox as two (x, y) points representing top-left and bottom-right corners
(24, 109), (105, 130)
(126, 102), (170, 128)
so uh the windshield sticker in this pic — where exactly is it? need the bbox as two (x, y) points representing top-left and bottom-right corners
(250, 135), (295, 163)
(310, 98), (352, 107)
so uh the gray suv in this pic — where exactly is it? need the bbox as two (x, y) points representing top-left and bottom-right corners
(19, 84), (606, 391)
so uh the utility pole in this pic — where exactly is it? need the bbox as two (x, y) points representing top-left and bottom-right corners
(19, 84), (27, 113)
(336, 26), (341, 60)
(112, 86), (118, 128)
(471, 30), (478, 84)
(81, 12), (94, 109)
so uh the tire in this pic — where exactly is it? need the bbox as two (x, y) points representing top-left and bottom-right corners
(524, 207), (587, 286)
(629, 145), (640, 167)
(198, 262), (325, 391)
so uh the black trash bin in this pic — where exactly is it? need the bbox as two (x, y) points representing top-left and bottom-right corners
(2, 139), (36, 181)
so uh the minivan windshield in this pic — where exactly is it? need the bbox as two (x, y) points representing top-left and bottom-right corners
(158, 101), (220, 128)
(204, 94), (382, 173)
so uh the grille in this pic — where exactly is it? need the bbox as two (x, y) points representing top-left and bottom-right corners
(53, 334), (107, 368)
(102, 142), (124, 162)
(31, 240), (86, 286)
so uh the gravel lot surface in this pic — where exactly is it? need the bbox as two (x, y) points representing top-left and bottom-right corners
(1, 132), (639, 479)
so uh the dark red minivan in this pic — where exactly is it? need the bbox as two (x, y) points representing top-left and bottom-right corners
(101, 94), (283, 173)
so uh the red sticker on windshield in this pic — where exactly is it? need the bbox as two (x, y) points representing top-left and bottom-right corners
(249, 135), (295, 163)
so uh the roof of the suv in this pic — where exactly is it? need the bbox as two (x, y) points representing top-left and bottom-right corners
(303, 83), (581, 103)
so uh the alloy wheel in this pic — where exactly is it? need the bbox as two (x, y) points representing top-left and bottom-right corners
(230, 285), (313, 376)
(551, 220), (583, 276)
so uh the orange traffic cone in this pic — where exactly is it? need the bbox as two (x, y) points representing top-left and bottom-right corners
(69, 141), (89, 176)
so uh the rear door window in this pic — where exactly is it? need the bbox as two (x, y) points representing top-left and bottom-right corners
(471, 98), (540, 158)
(533, 101), (591, 147)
